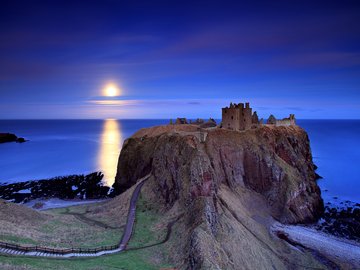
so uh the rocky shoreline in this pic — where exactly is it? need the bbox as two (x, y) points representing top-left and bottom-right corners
(0, 133), (26, 143)
(0, 172), (111, 203)
(314, 202), (360, 242)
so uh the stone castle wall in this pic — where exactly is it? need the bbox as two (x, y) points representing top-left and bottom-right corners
(275, 114), (296, 126)
(222, 103), (296, 131)
(222, 102), (252, 131)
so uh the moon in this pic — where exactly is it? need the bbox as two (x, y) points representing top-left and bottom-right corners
(103, 83), (120, 97)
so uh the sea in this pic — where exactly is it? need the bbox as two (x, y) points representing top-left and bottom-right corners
(0, 119), (359, 205)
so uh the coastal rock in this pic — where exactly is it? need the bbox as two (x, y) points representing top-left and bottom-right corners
(315, 205), (360, 241)
(114, 124), (326, 269)
(0, 133), (26, 144)
(0, 172), (109, 203)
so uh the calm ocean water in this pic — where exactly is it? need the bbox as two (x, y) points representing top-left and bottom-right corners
(0, 119), (359, 204)
(297, 120), (360, 204)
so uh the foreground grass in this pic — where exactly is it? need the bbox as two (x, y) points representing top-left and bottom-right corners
(0, 195), (174, 270)
(0, 204), (122, 248)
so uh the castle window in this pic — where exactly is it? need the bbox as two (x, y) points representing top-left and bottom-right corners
(231, 116), (233, 120)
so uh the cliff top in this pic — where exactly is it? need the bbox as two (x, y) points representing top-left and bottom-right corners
(131, 123), (304, 139)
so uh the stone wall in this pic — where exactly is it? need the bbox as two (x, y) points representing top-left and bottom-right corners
(222, 102), (252, 131)
(275, 114), (296, 126)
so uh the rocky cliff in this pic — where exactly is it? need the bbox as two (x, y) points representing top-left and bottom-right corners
(114, 124), (325, 269)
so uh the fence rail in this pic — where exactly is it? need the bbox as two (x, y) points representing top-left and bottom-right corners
(0, 241), (119, 255)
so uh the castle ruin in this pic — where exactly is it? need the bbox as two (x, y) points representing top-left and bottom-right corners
(222, 102), (259, 131)
(271, 114), (296, 126)
(222, 102), (296, 131)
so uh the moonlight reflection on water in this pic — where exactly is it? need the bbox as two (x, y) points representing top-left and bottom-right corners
(98, 119), (122, 186)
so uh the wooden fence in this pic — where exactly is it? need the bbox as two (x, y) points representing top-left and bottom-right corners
(0, 241), (119, 255)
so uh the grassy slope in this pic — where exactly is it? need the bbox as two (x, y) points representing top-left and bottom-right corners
(0, 201), (126, 248)
(0, 187), (175, 270)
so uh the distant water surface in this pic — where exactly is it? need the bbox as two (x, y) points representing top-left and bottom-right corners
(0, 119), (167, 186)
(297, 120), (360, 204)
(0, 119), (359, 204)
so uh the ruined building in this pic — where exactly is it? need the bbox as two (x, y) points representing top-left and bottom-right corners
(274, 114), (296, 126)
(222, 102), (296, 131)
(267, 115), (277, 125)
(252, 111), (259, 124)
(222, 102), (259, 131)
(175, 118), (188, 124)
(267, 114), (296, 126)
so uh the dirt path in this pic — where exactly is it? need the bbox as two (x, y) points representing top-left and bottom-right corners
(118, 178), (147, 250)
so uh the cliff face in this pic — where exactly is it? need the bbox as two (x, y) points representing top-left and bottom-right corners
(114, 124), (325, 269)
(115, 125), (322, 224)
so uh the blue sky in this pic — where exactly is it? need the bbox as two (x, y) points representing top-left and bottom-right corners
(0, 0), (359, 119)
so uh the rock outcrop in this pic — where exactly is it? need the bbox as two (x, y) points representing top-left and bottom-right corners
(114, 124), (325, 269)
(0, 133), (26, 143)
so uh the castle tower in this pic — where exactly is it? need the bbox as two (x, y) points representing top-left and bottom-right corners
(252, 111), (259, 124)
(243, 102), (252, 130)
(221, 102), (255, 131)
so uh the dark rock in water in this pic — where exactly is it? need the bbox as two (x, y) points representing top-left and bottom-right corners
(0, 133), (17, 143)
(316, 203), (360, 242)
(0, 133), (27, 143)
(0, 172), (109, 203)
(16, 137), (26, 143)
(0, 133), (18, 143)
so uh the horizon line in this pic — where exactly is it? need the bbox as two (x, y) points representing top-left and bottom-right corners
(1, 118), (360, 121)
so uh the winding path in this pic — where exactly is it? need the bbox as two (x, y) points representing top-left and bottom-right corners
(0, 174), (151, 258)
